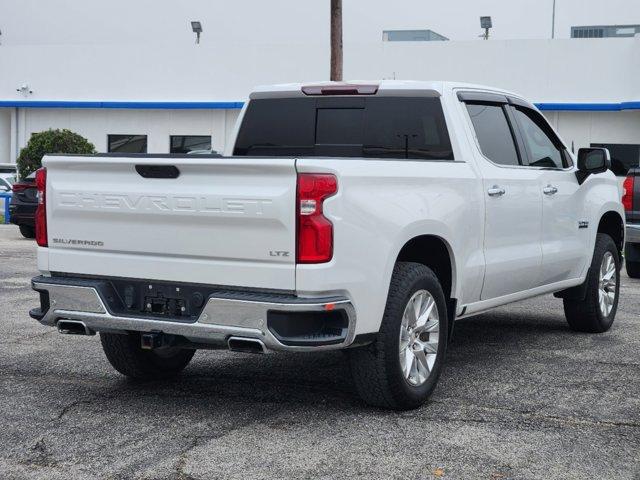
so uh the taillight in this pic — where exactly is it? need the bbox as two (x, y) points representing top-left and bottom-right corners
(35, 168), (47, 247)
(296, 173), (338, 263)
(622, 174), (634, 212)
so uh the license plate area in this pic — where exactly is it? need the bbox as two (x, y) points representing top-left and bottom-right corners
(91, 278), (213, 323)
(144, 294), (187, 317)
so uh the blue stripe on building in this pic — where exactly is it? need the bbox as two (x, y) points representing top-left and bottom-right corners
(0, 100), (639, 111)
(0, 101), (245, 109)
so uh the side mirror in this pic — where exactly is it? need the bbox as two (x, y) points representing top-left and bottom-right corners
(576, 147), (611, 184)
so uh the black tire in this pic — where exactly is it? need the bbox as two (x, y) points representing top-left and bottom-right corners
(100, 332), (195, 379)
(626, 243), (640, 279)
(564, 233), (620, 333)
(627, 260), (640, 279)
(626, 249), (640, 278)
(19, 224), (35, 239)
(348, 262), (448, 410)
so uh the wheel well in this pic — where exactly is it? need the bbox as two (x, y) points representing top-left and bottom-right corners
(598, 211), (624, 257)
(396, 235), (453, 299)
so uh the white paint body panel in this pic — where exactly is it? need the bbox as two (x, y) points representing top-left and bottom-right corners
(37, 81), (625, 338)
(42, 156), (297, 290)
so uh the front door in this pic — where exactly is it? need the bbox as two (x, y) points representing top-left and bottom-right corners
(509, 105), (587, 284)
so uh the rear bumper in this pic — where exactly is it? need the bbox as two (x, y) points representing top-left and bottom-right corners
(30, 276), (356, 352)
(626, 223), (640, 244)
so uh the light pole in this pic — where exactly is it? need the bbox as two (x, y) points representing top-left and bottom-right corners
(480, 16), (492, 40)
(551, 0), (557, 39)
(191, 21), (202, 44)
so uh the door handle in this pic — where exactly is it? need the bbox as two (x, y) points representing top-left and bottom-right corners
(543, 185), (558, 195)
(487, 186), (506, 197)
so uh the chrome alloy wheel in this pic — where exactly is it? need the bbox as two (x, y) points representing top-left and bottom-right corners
(598, 252), (617, 317)
(399, 290), (440, 386)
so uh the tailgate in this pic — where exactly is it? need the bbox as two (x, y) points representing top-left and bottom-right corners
(42, 155), (297, 290)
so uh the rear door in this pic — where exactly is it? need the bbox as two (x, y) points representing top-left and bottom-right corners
(461, 93), (544, 300)
(44, 155), (297, 290)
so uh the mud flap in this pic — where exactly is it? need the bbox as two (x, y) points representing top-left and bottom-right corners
(553, 267), (592, 301)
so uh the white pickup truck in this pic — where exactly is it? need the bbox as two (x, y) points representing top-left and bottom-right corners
(30, 81), (625, 410)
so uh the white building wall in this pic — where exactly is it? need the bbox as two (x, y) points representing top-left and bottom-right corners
(19, 108), (234, 154)
(1, 39), (637, 105)
(0, 38), (637, 163)
(0, 110), (11, 163)
(543, 111), (640, 151)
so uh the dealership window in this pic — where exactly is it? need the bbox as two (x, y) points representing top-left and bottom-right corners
(591, 143), (640, 176)
(108, 135), (147, 153)
(170, 135), (212, 154)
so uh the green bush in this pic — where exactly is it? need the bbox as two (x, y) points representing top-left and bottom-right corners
(17, 129), (96, 179)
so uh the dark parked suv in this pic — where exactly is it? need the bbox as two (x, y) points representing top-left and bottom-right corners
(9, 173), (37, 239)
(623, 167), (640, 278)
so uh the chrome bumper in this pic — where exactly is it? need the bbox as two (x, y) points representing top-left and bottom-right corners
(31, 277), (356, 352)
(626, 223), (640, 244)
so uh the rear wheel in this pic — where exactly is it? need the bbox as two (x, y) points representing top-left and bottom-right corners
(348, 262), (448, 410)
(564, 234), (620, 333)
(100, 332), (195, 379)
(19, 224), (35, 239)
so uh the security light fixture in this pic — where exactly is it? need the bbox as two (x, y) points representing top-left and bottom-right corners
(480, 16), (492, 40)
(16, 84), (33, 96)
(191, 21), (202, 44)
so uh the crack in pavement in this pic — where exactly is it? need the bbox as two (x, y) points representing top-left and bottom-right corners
(55, 399), (96, 420)
(426, 400), (640, 429)
(171, 410), (282, 480)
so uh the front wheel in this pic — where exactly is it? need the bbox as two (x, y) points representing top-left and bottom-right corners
(100, 332), (196, 379)
(348, 262), (448, 410)
(564, 234), (620, 333)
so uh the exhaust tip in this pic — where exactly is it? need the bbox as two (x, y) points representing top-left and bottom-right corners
(57, 320), (94, 336)
(227, 336), (267, 354)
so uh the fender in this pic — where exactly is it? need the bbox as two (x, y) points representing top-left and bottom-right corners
(382, 220), (466, 307)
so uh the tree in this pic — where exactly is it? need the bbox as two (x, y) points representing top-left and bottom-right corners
(16, 129), (96, 179)
(330, 0), (343, 81)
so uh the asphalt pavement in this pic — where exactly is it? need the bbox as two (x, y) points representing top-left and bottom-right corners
(0, 225), (638, 480)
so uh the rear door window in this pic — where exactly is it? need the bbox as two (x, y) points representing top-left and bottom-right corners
(466, 104), (520, 166)
(234, 97), (453, 160)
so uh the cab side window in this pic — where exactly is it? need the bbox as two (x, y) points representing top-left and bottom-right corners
(512, 107), (566, 169)
(466, 104), (520, 166)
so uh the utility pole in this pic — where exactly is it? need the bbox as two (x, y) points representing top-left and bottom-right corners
(551, 0), (556, 38)
(330, 0), (343, 81)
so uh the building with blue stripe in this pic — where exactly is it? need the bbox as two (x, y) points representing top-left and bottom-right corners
(0, 32), (638, 172)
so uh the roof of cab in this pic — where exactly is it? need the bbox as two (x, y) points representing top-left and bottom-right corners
(250, 80), (522, 101)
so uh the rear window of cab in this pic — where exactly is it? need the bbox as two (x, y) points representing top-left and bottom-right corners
(234, 97), (454, 160)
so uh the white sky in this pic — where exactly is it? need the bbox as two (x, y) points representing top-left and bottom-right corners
(0, 0), (639, 45)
